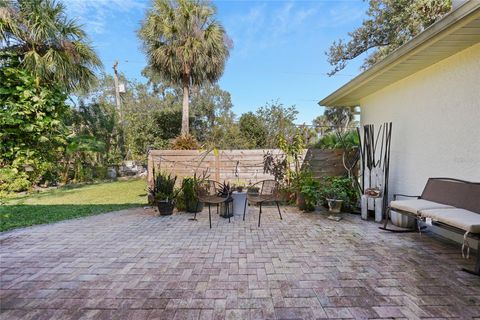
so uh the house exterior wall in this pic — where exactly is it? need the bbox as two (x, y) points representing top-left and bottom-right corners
(360, 42), (480, 195)
(359, 43), (480, 243)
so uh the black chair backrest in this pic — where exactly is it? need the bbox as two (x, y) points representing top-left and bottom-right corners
(421, 178), (480, 213)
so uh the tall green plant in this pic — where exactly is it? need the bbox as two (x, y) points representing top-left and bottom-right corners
(150, 171), (178, 201)
(0, 52), (68, 185)
(138, 0), (231, 135)
(278, 128), (306, 186)
(298, 170), (321, 212)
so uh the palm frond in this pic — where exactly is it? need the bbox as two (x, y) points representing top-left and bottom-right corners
(1, 0), (102, 92)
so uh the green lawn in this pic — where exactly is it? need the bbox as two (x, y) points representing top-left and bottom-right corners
(0, 179), (147, 232)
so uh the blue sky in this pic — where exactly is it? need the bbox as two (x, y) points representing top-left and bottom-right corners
(65, 0), (369, 124)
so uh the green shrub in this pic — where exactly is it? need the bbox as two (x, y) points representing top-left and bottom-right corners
(175, 190), (187, 211)
(0, 167), (31, 193)
(298, 170), (321, 212)
(319, 176), (358, 212)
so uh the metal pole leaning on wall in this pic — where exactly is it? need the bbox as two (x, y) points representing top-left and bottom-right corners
(359, 122), (392, 220)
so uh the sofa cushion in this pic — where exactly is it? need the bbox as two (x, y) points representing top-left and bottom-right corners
(420, 208), (480, 233)
(390, 199), (454, 216)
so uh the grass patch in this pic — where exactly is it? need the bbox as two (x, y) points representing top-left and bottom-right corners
(0, 179), (147, 232)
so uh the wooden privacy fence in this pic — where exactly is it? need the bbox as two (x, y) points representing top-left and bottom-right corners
(147, 149), (346, 188)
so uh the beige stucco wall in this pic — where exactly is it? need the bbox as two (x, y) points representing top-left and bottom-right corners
(360, 42), (480, 195)
(360, 43), (480, 243)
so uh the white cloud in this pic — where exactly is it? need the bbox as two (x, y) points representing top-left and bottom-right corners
(222, 0), (364, 58)
(63, 0), (147, 35)
(225, 1), (320, 57)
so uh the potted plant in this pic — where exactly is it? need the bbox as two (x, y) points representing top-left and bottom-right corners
(247, 185), (260, 194)
(181, 176), (204, 213)
(319, 176), (355, 213)
(149, 171), (178, 215)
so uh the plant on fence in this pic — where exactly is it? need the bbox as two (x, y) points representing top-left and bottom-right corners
(149, 170), (179, 215)
(319, 176), (358, 213)
(170, 134), (200, 150)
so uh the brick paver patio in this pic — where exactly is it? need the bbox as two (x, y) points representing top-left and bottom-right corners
(1, 206), (480, 319)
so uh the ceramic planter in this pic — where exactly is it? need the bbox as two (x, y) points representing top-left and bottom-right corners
(156, 200), (175, 215)
(327, 198), (343, 213)
(186, 200), (204, 213)
(391, 210), (416, 228)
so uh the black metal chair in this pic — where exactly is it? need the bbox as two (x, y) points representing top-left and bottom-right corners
(243, 180), (282, 227)
(194, 180), (232, 228)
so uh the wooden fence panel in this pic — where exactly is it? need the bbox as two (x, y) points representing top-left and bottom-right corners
(147, 149), (346, 188)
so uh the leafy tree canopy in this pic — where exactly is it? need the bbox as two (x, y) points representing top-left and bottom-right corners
(0, 0), (102, 92)
(327, 0), (451, 75)
(238, 112), (267, 149)
(257, 101), (298, 148)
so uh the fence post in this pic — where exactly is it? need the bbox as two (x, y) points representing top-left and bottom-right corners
(147, 151), (154, 189)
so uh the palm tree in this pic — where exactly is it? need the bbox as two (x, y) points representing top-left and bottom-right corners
(139, 0), (231, 135)
(0, 0), (102, 92)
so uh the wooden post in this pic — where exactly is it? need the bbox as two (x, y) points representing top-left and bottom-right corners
(147, 152), (154, 189)
(215, 151), (220, 182)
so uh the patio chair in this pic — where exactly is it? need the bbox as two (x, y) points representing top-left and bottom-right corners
(193, 180), (233, 229)
(243, 180), (282, 227)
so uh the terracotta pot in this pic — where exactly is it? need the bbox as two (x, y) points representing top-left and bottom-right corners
(296, 193), (307, 211)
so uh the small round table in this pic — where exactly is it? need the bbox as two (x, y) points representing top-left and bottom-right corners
(231, 191), (247, 216)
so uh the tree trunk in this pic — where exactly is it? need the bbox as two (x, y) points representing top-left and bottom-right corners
(181, 83), (190, 135)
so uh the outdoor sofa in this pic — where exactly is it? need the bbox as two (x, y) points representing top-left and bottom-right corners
(382, 177), (480, 275)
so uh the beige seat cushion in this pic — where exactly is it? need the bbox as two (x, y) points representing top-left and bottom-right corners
(390, 199), (454, 216)
(420, 208), (480, 233)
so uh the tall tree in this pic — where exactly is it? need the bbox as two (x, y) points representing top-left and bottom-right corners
(138, 0), (231, 135)
(0, 0), (102, 92)
(239, 112), (267, 149)
(256, 101), (298, 148)
(190, 83), (233, 142)
(326, 0), (451, 75)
